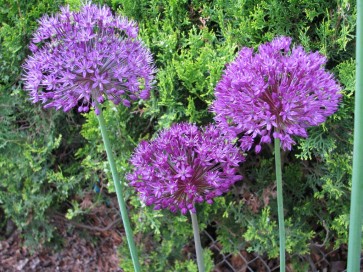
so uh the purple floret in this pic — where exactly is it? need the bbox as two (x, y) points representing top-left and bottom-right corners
(23, 3), (155, 114)
(212, 36), (341, 151)
(127, 123), (244, 214)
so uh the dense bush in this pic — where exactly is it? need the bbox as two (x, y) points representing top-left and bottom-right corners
(0, 0), (357, 270)
(0, 0), (89, 247)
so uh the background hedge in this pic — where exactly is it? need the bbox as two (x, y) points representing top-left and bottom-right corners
(0, 0), (357, 270)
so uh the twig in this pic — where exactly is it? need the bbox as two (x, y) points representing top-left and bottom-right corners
(53, 213), (122, 233)
(313, 220), (329, 248)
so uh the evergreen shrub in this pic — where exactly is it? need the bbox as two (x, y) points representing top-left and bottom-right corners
(0, 0), (357, 269)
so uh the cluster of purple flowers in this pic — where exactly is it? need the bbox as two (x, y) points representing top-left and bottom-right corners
(23, 4), (342, 216)
(127, 123), (244, 214)
(23, 3), (155, 114)
(212, 36), (341, 151)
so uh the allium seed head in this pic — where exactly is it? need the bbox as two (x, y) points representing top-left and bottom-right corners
(212, 36), (341, 151)
(127, 123), (244, 214)
(23, 3), (155, 114)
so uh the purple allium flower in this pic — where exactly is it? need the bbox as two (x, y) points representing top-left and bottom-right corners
(23, 4), (155, 114)
(127, 123), (244, 214)
(212, 36), (341, 151)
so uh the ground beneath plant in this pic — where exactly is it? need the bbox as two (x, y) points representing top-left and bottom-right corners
(0, 229), (123, 272)
(0, 200), (124, 272)
(0, 224), (352, 272)
(0, 197), (357, 272)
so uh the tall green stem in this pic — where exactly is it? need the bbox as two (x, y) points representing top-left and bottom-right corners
(274, 138), (286, 271)
(96, 109), (141, 272)
(190, 210), (205, 272)
(347, 0), (363, 270)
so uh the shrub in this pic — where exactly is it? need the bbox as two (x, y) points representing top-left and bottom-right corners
(0, 0), (357, 270)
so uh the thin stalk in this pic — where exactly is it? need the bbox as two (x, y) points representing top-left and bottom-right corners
(347, 0), (363, 270)
(190, 210), (205, 272)
(96, 109), (141, 272)
(274, 138), (286, 271)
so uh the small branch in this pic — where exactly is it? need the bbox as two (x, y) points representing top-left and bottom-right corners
(53, 213), (122, 233)
(313, 220), (329, 248)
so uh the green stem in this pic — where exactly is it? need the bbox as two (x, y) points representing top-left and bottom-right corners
(274, 138), (286, 272)
(347, 0), (363, 270)
(190, 210), (205, 272)
(96, 109), (141, 272)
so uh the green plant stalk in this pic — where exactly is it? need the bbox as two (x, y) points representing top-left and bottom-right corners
(96, 109), (141, 272)
(190, 210), (205, 272)
(347, 0), (363, 270)
(274, 138), (286, 271)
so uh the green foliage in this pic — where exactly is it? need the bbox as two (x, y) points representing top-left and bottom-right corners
(0, 0), (87, 247)
(0, 101), (86, 247)
(244, 207), (314, 258)
(0, 0), (358, 270)
(0, 0), (63, 87)
(244, 207), (279, 258)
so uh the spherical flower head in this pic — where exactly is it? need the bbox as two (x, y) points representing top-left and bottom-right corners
(127, 123), (244, 215)
(23, 3), (155, 114)
(212, 36), (341, 151)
